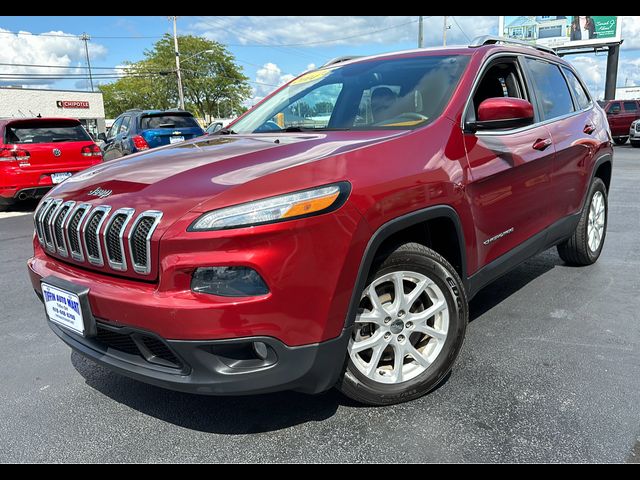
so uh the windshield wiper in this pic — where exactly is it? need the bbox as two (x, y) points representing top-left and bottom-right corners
(281, 126), (351, 132)
(52, 138), (75, 142)
(215, 128), (237, 135)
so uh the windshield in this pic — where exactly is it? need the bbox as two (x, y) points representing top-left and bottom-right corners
(140, 114), (200, 130)
(5, 121), (91, 143)
(231, 55), (470, 134)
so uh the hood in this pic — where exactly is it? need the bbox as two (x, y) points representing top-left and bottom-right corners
(46, 130), (407, 217)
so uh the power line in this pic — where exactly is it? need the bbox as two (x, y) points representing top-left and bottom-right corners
(226, 18), (421, 47)
(451, 16), (471, 43)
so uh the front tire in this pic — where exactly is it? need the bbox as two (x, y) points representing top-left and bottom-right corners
(337, 243), (468, 406)
(631, 140), (640, 148)
(557, 177), (608, 266)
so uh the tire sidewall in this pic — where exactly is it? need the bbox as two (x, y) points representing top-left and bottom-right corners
(583, 178), (608, 262)
(343, 250), (467, 403)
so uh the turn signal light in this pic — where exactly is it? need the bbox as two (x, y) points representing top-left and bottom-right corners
(80, 144), (102, 157)
(133, 135), (150, 151)
(0, 147), (30, 162)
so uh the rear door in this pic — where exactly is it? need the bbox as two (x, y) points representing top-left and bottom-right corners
(537, 63), (598, 220)
(138, 113), (204, 148)
(462, 55), (556, 268)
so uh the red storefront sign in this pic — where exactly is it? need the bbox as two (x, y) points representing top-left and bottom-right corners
(56, 100), (90, 109)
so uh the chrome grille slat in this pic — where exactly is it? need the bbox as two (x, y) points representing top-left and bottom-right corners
(66, 204), (92, 262)
(104, 208), (135, 271)
(43, 199), (63, 251)
(53, 201), (75, 257)
(36, 199), (161, 276)
(83, 206), (111, 267)
(34, 198), (53, 246)
(129, 211), (163, 275)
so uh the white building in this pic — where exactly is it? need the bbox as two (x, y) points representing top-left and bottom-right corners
(0, 87), (106, 138)
(615, 86), (640, 100)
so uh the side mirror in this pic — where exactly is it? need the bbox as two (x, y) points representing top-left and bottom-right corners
(468, 97), (534, 132)
(97, 133), (107, 142)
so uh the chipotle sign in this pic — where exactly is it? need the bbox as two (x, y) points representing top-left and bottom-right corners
(56, 100), (90, 109)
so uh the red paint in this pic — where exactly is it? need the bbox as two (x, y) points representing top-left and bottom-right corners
(602, 99), (640, 137)
(0, 118), (102, 202)
(27, 45), (612, 347)
(477, 97), (534, 123)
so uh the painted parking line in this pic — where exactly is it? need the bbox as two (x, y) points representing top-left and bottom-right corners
(0, 211), (33, 219)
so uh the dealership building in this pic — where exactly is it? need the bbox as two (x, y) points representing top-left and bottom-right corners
(0, 87), (106, 138)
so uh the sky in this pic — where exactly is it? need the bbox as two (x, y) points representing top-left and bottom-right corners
(1, 15), (640, 107)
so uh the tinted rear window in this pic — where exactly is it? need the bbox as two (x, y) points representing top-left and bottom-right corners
(139, 114), (200, 130)
(562, 67), (591, 110)
(5, 122), (91, 144)
(624, 101), (638, 112)
(524, 58), (575, 120)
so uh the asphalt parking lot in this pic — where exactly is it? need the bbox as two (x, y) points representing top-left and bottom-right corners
(0, 146), (638, 463)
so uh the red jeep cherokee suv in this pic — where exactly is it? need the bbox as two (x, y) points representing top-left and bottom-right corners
(1, 118), (102, 210)
(28, 38), (612, 405)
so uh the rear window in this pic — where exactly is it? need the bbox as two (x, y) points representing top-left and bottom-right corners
(5, 121), (91, 144)
(524, 58), (575, 121)
(562, 67), (591, 110)
(624, 101), (638, 112)
(139, 114), (200, 130)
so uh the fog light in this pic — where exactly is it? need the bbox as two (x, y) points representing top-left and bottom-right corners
(191, 267), (269, 297)
(252, 341), (269, 360)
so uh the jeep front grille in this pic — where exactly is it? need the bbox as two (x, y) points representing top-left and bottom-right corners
(35, 199), (162, 277)
(129, 211), (163, 275)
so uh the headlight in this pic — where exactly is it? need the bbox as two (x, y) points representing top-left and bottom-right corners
(189, 182), (350, 231)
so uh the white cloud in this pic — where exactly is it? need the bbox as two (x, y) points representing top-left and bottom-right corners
(190, 16), (498, 49)
(0, 29), (108, 88)
(246, 62), (296, 106)
(621, 16), (640, 50)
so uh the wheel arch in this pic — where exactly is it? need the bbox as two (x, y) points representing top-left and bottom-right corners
(343, 205), (467, 330)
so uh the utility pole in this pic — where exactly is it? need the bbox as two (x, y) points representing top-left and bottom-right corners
(443, 16), (448, 47)
(170, 16), (185, 110)
(418, 16), (424, 48)
(80, 33), (94, 92)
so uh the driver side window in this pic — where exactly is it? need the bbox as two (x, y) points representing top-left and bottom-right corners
(108, 117), (123, 140)
(470, 59), (527, 120)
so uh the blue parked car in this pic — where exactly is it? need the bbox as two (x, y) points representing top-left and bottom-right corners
(99, 109), (204, 161)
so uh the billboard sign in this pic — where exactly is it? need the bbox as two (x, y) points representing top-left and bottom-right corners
(499, 16), (622, 49)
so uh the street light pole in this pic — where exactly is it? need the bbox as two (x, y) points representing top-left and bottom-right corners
(443, 16), (448, 47)
(80, 33), (94, 92)
(418, 16), (424, 48)
(170, 16), (185, 110)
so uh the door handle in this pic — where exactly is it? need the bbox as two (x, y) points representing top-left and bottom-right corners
(532, 138), (552, 151)
(583, 124), (596, 135)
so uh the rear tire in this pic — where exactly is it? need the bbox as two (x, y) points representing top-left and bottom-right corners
(613, 137), (628, 145)
(337, 243), (468, 406)
(557, 178), (607, 266)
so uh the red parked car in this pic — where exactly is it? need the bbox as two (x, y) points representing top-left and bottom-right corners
(28, 37), (612, 405)
(0, 118), (102, 210)
(601, 99), (640, 144)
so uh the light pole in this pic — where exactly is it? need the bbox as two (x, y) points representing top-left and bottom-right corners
(169, 16), (185, 110)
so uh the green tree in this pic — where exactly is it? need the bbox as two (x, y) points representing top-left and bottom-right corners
(99, 34), (251, 120)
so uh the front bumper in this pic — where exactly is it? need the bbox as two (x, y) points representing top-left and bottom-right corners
(35, 286), (350, 395)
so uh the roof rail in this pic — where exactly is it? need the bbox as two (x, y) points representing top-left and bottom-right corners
(469, 35), (558, 57)
(321, 55), (363, 68)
